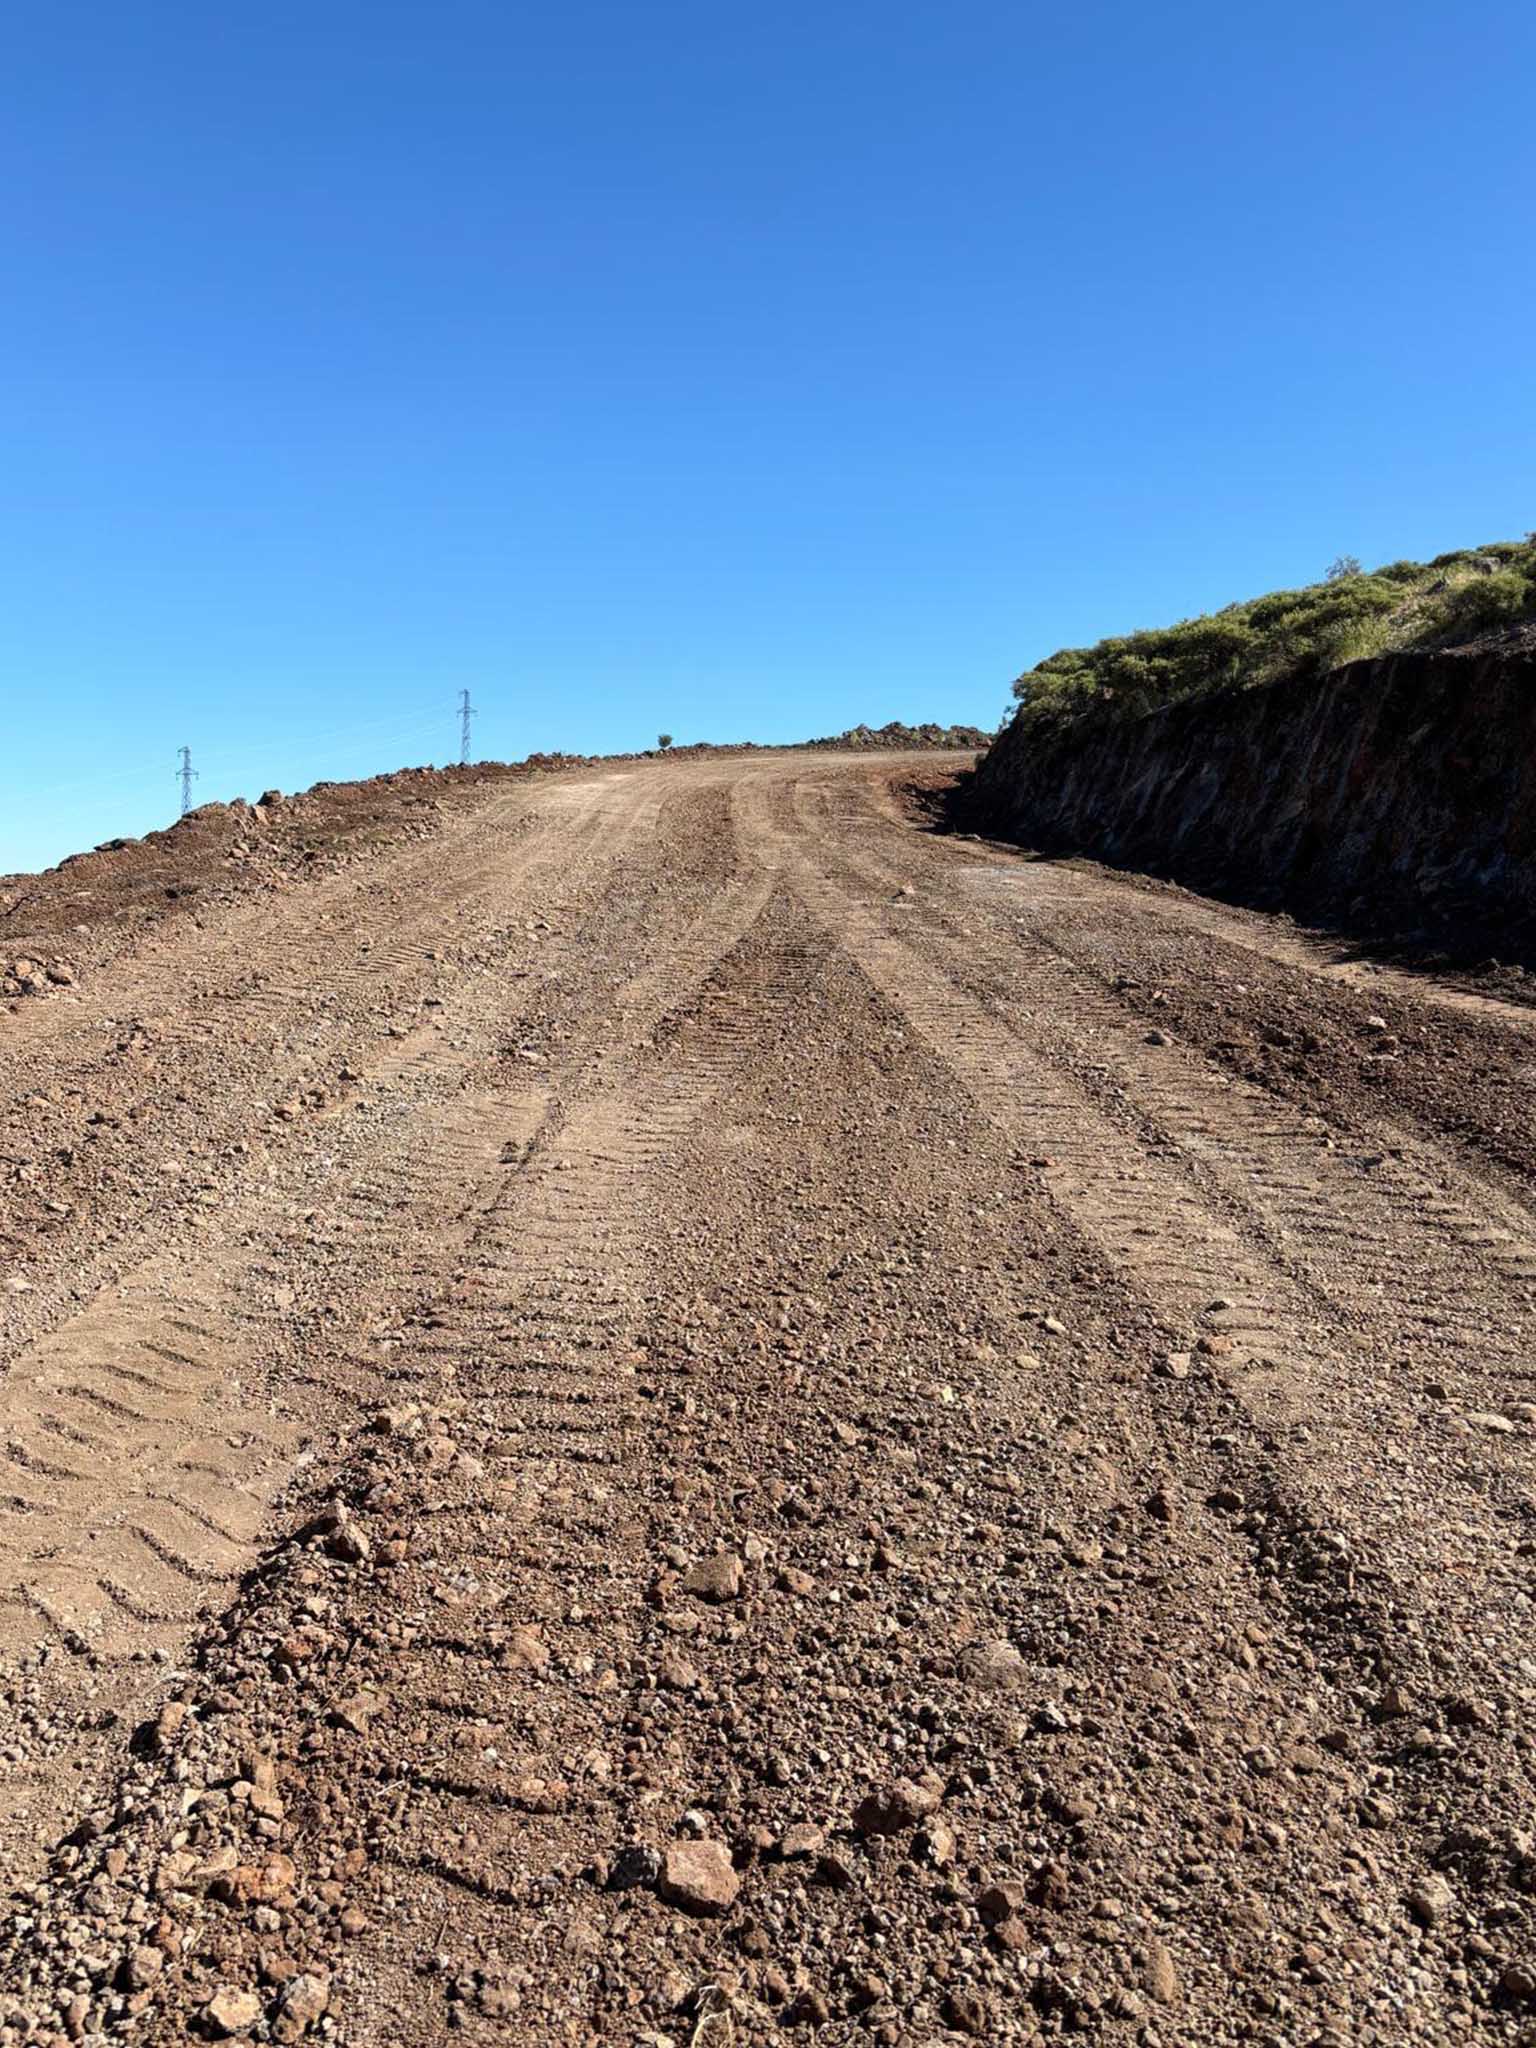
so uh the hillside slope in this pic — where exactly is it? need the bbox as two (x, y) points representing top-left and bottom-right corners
(965, 637), (1536, 944)
(965, 537), (1536, 948)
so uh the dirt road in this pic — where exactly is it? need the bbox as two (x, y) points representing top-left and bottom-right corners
(3, 750), (1535, 2045)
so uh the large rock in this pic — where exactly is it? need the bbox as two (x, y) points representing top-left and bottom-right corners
(854, 1775), (943, 1837)
(658, 1839), (740, 1915)
(681, 1552), (744, 1602)
(272, 1972), (330, 2042)
(960, 1638), (1026, 1690)
(204, 1987), (262, 2038)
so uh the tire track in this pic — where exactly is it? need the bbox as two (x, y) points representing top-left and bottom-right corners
(0, 764), (775, 1886)
(269, 893), (813, 2036)
(742, 773), (1536, 1688)
(0, 781), (649, 1380)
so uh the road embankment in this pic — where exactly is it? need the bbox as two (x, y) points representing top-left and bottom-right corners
(963, 643), (1536, 941)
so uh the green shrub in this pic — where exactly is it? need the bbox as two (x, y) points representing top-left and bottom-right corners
(1312, 613), (1398, 668)
(1428, 568), (1535, 638)
(1008, 536), (1536, 735)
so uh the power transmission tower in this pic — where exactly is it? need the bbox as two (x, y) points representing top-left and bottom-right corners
(176, 746), (198, 817)
(457, 689), (476, 765)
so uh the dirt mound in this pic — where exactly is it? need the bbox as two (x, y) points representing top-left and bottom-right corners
(0, 759), (593, 994)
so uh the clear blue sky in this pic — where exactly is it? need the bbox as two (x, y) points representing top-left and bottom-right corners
(4, 1), (1533, 873)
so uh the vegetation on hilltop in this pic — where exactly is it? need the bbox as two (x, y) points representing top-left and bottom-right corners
(1010, 536), (1536, 736)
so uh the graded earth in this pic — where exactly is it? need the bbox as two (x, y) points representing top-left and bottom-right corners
(3, 749), (1535, 2046)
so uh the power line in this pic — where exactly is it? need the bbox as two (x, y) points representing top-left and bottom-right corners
(458, 688), (476, 765)
(11, 704), (474, 824)
(176, 745), (198, 817)
(183, 714), (447, 784)
(6, 714), (448, 807)
(164, 710), (447, 781)
(193, 705), (449, 766)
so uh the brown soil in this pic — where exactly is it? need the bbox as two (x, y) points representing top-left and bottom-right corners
(3, 751), (1535, 2046)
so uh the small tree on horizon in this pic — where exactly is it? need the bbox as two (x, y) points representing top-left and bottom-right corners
(1326, 554), (1362, 582)
(657, 733), (674, 750)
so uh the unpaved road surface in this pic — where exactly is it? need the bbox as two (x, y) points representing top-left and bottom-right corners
(3, 750), (1536, 2046)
